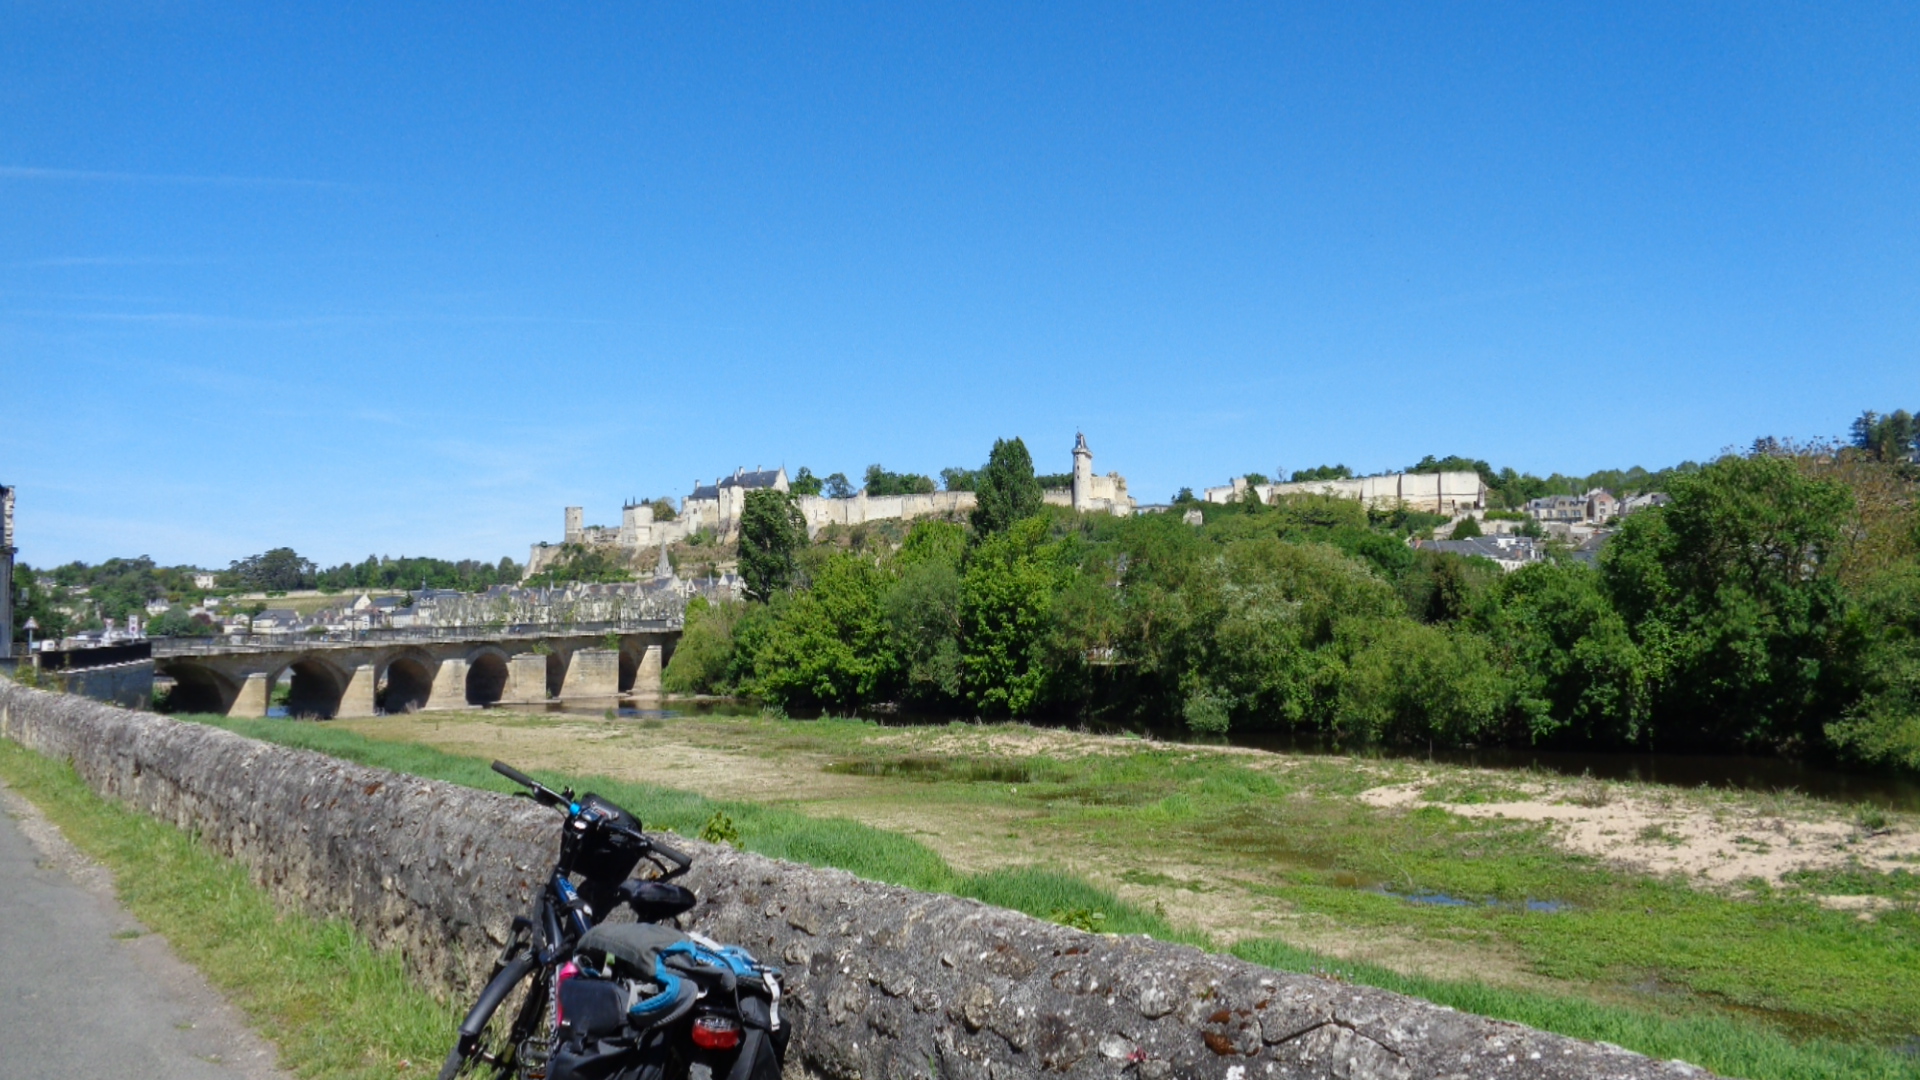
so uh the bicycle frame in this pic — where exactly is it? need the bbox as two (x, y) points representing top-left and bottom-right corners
(444, 762), (692, 1080)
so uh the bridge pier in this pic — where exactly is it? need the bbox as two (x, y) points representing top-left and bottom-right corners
(633, 643), (664, 695)
(338, 664), (378, 718)
(560, 648), (619, 699)
(505, 654), (548, 703)
(231, 672), (272, 718)
(427, 658), (467, 711)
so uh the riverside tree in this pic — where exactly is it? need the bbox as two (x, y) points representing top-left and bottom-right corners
(969, 437), (1043, 537)
(739, 489), (807, 602)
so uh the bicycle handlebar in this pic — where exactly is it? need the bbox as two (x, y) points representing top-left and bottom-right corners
(492, 760), (566, 809)
(647, 837), (692, 873)
(493, 760), (692, 877)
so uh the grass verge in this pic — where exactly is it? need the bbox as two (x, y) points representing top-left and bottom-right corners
(0, 737), (454, 1080)
(192, 714), (1919, 1080)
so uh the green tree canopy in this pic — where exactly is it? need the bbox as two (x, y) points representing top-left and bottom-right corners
(751, 552), (892, 708)
(10, 563), (73, 640)
(960, 517), (1063, 715)
(863, 465), (936, 496)
(316, 554), (524, 592)
(223, 548), (318, 592)
(970, 437), (1043, 537)
(1852, 409), (1919, 463)
(1290, 464), (1353, 481)
(739, 489), (807, 602)
(1602, 453), (1855, 749)
(939, 466), (980, 492)
(788, 467), (825, 496)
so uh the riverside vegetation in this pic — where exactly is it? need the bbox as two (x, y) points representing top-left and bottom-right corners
(669, 429), (1920, 774)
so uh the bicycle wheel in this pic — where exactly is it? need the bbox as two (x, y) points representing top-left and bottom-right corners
(438, 957), (551, 1080)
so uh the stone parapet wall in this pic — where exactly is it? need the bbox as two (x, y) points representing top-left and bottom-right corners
(0, 681), (1706, 1080)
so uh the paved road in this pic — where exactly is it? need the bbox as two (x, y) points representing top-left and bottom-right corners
(0, 781), (285, 1080)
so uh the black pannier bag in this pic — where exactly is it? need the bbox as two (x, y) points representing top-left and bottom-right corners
(547, 923), (789, 1080)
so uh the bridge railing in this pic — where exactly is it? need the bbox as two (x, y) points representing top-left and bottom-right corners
(149, 619), (681, 657)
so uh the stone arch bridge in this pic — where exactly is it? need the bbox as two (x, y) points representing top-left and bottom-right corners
(152, 625), (678, 719)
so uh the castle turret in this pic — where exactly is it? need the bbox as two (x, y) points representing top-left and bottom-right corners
(1071, 432), (1094, 513)
(564, 506), (584, 544)
(621, 502), (654, 547)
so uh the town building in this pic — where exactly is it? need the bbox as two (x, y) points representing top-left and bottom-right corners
(1619, 492), (1672, 516)
(1525, 488), (1625, 526)
(1414, 535), (1545, 573)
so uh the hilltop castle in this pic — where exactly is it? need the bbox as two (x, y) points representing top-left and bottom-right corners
(528, 435), (1135, 577)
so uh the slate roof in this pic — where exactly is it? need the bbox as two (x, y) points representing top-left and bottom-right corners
(722, 468), (783, 490)
(1419, 537), (1541, 564)
(691, 467), (785, 500)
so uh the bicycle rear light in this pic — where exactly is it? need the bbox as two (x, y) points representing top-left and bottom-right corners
(690, 1014), (742, 1050)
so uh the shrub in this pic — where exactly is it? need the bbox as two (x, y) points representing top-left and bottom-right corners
(1182, 692), (1231, 735)
(1331, 620), (1514, 745)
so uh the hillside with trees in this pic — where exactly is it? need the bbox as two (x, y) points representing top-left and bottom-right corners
(673, 416), (1920, 773)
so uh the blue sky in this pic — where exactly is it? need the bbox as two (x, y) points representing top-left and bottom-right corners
(3, 3), (1915, 569)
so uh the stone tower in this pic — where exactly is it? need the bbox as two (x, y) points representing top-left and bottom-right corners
(564, 506), (584, 544)
(1070, 432), (1094, 514)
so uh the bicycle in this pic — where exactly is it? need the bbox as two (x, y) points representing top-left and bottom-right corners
(439, 761), (696, 1080)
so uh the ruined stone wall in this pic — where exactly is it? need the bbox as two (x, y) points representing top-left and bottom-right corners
(0, 681), (1706, 1080)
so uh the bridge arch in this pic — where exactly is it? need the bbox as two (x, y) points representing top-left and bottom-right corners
(379, 649), (437, 714)
(273, 655), (351, 720)
(619, 640), (641, 695)
(157, 660), (240, 715)
(465, 646), (511, 707)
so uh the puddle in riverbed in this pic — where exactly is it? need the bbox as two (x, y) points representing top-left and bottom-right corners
(1375, 887), (1569, 913)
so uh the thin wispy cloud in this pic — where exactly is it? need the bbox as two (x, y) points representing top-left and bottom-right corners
(0, 164), (355, 191)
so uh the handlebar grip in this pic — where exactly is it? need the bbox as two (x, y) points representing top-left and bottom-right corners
(648, 837), (692, 869)
(492, 761), (539, 789)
